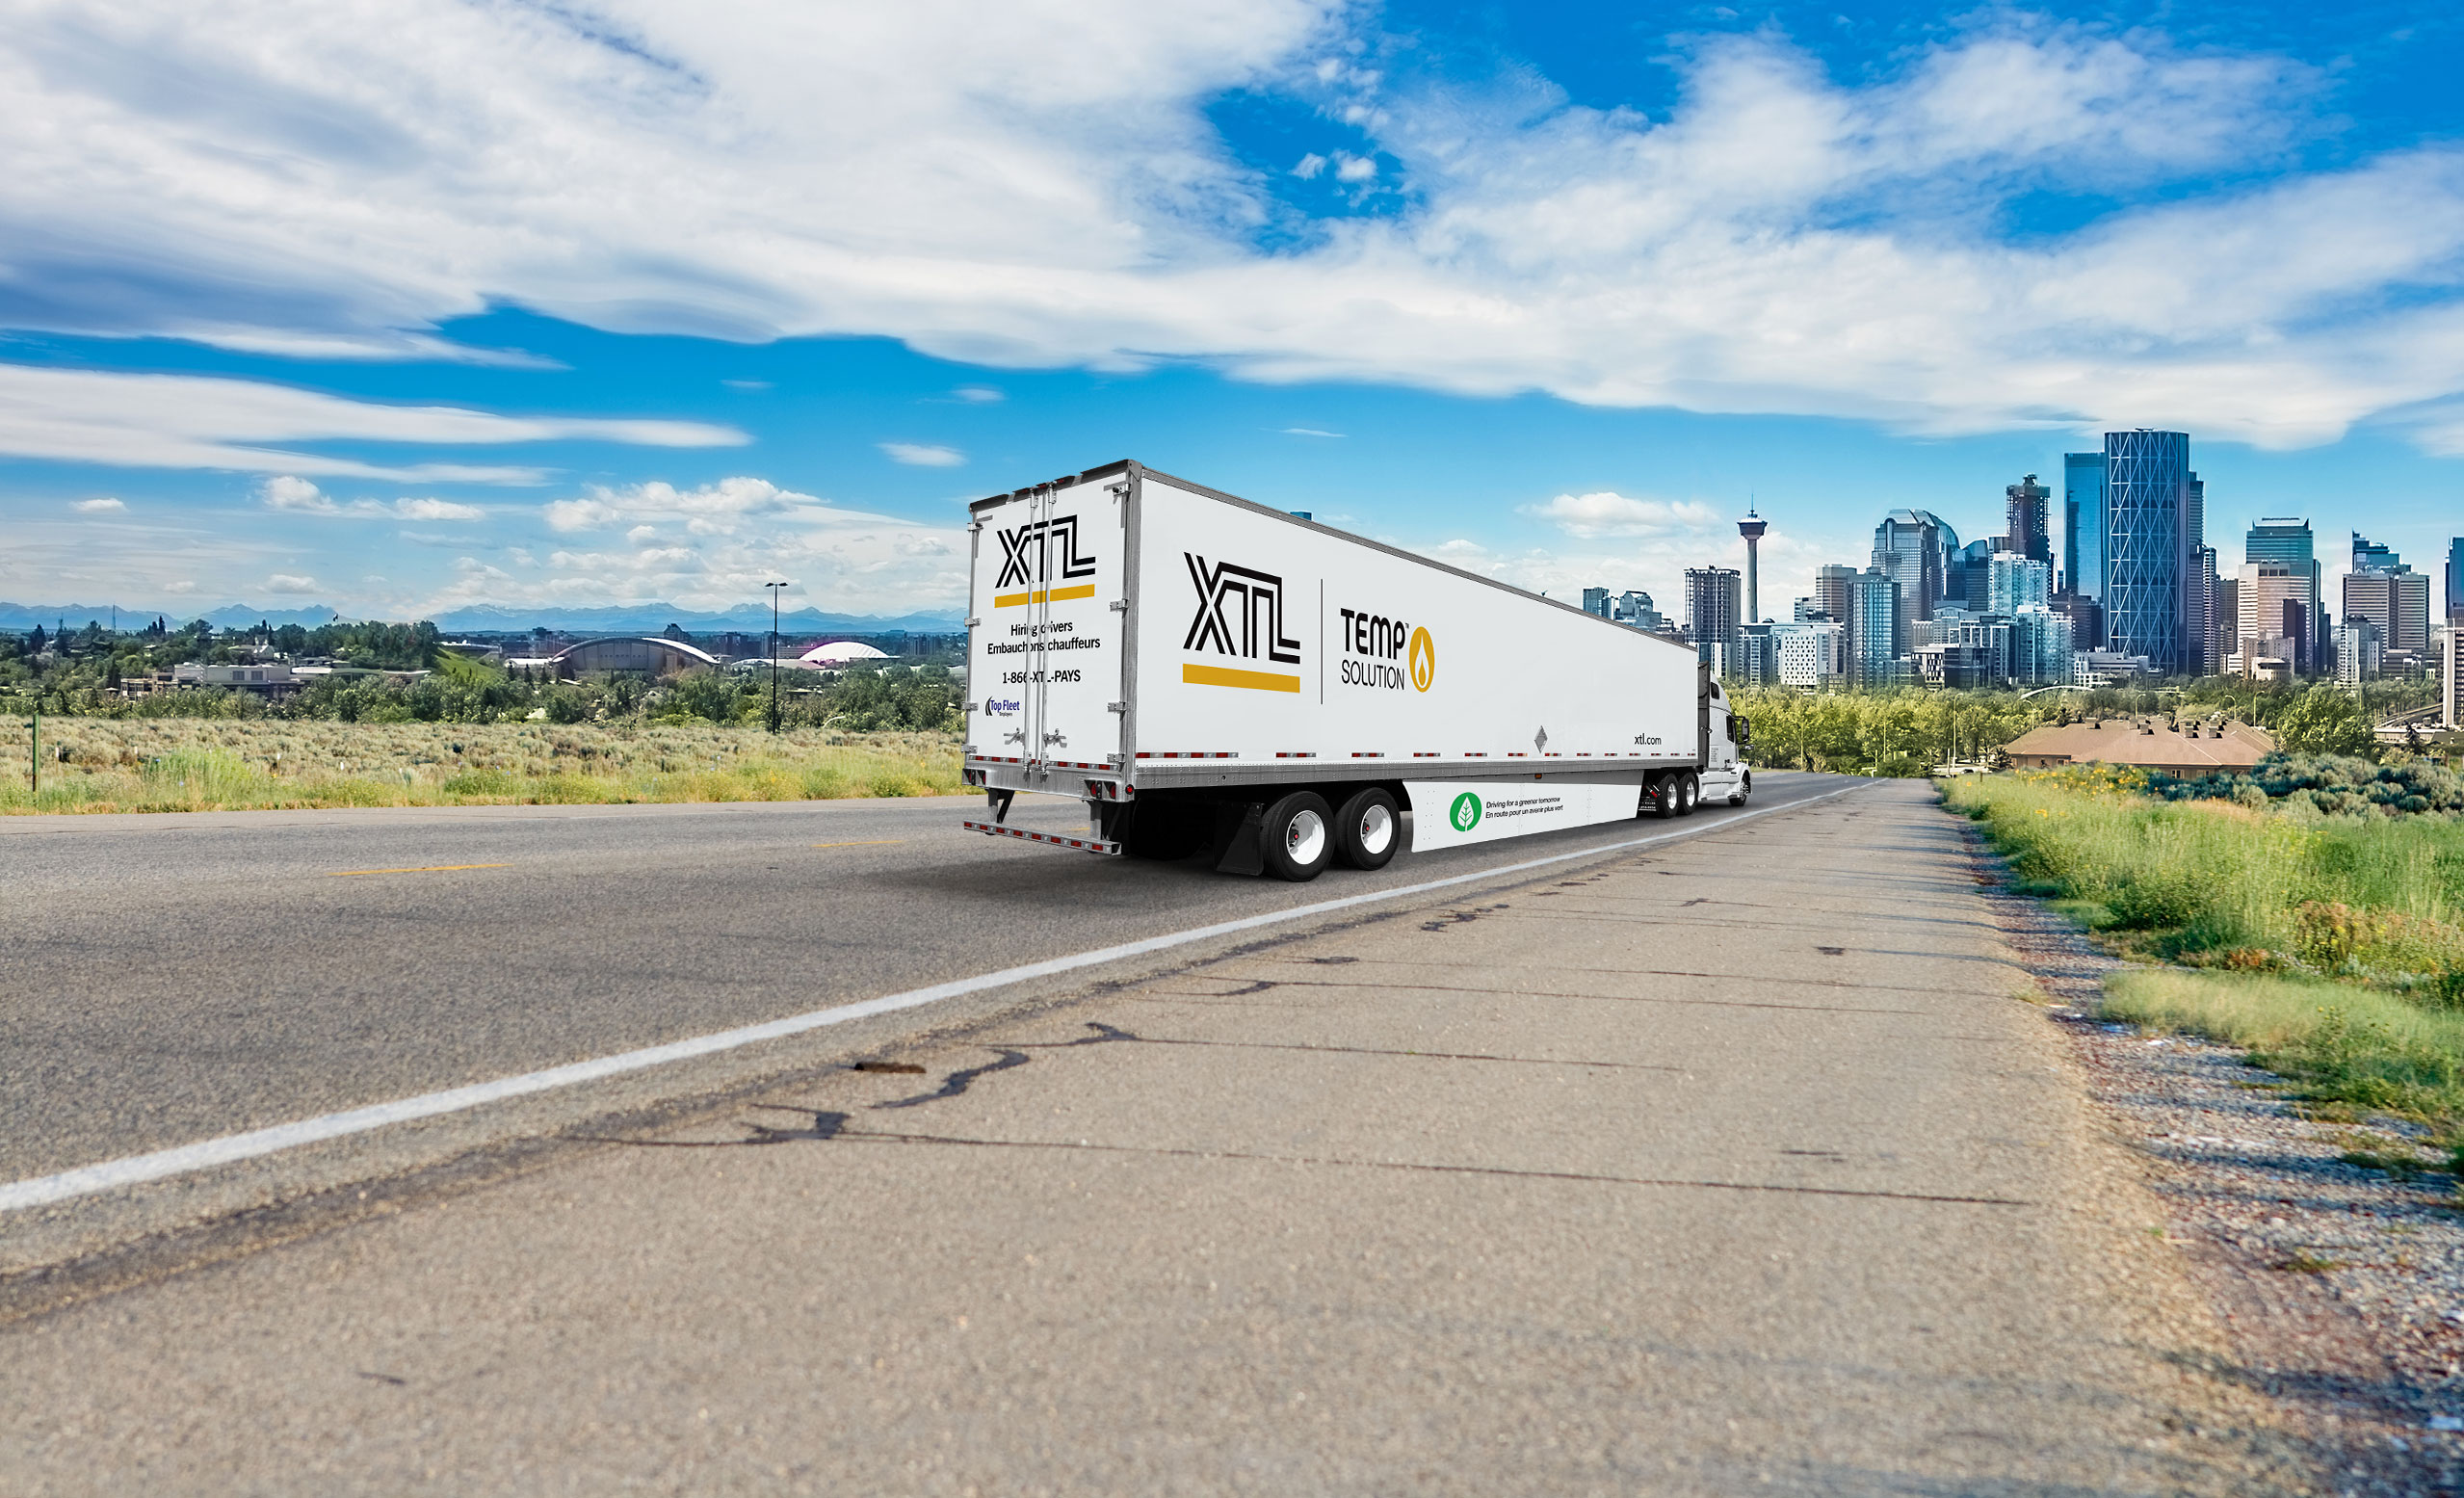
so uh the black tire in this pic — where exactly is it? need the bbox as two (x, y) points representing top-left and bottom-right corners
(1259, 791), (1335, 881)
(1648, 775), (1679, 819)
(1729, 771), (1750, 807)
(1675, 771), (1700, 816)
(1333, 787), (1401, 870)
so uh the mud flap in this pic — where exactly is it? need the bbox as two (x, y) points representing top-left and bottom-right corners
(1211, 802), (1267, 877)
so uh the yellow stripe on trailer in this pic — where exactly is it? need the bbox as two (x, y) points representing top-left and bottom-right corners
(992, 583), (1098, 608)
(1182, 663), (1301, 694)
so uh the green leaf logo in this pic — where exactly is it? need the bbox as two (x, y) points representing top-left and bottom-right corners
(1449, 792), (1482, 831)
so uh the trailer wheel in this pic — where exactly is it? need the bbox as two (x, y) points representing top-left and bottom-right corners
(1332, 787), (1400, 870)
(1675, 772), (1701, 816)
(1647, 775), (1679, 819)
(1729, 771), (1750, 807)
(1259, 792), (1334, 881)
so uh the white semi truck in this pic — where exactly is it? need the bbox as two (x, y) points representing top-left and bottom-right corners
(960, 460), (1750, 880)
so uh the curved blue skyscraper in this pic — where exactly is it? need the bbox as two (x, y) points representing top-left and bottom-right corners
(2102, 430), (2193, 672)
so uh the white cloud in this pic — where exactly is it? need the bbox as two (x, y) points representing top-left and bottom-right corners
(0, 365), (745, 478)
(421, 476), (965, 614)
(70, 496), (125, 512)
(1526, 492), (1722, 539)
(1280, 426), (1343, 437)
(258, 477), (485, 520)
(879, 441), (965, 466)
(264, 573), (319, 594)
(952, 385), (1004, 403)
(0, 7), (2458, 450)
(1293, 152), (1328, 180)
(393, 497), (485, 521)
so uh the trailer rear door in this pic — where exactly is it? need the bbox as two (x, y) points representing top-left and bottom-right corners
(965, 473), (1130, 779)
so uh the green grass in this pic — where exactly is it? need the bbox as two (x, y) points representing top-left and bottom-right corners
(0, 720), (964, 813)
(2106, 969), (2464, 1132)
(1943, 770), (2464, 962)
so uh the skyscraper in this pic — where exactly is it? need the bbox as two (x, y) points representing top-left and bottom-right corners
(2243, 517), (2322, 673)
(1581, 587), (1611, 618)
(2353, 532), (2400, 572)
(1847, 569), (1899, 687)
(2448, 539), (2464, 626)
(2062, 451), (2106, 600)
(1737, 507), (1767, 623)
(2004, 473), (2051, 564)
(2103, 431), (2194, 673)
(1684, 565), (1742, 676)
(1872, 510), (1957, 656)
(1813, 564), (1858, 631)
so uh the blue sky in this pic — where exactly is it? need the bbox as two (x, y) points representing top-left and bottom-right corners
(3, 0), (2460, 624)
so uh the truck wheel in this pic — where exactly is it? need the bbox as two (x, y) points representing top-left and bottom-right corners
(1333, 787), (1400, 870)
(1259, 792), (1334, 881)
(1675, 772), (1700, 816)
(1729, 771), (1750, 807)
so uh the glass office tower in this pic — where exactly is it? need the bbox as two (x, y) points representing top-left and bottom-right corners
(2062, 451), (2106, 601)
(2102, 430), (2192, 672)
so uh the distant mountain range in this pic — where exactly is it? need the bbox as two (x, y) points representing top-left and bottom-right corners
(0, 601), (965, 635)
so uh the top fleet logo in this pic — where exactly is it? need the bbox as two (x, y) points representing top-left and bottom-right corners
(1180, 554), (1302, 693)
(1339, 608), (1434, 695)
(992, 514), (1096, 608)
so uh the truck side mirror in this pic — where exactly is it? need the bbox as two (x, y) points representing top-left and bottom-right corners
(1734, 718), (1750, 745)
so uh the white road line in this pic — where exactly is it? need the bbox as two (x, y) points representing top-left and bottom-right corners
(0, 781), (1871, 1215)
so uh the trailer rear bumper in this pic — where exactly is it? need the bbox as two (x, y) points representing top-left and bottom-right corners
(961, 819), (1123, 856)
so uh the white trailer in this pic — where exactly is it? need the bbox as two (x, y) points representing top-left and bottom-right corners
(961, 460), (1750, 880)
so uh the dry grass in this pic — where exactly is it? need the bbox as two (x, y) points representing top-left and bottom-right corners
(0, 718), (964, 813)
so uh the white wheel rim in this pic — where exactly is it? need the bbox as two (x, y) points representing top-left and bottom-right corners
(1357, 804), (1393, 855)
(1286, 808), (1326, 865)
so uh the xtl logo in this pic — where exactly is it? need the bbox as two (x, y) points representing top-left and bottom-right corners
(994, 515), (1096, 591)
(1184, 554), (1300, 664)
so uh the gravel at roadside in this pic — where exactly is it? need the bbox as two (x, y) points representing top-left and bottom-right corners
(1968, 820), (2464, 1495)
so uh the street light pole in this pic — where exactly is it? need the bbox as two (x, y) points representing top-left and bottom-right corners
(765, 582), (790, 733)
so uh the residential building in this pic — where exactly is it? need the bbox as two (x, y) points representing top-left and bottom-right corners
(1872, 510), (1959, 656)
(1734, 621), (1776, 686)
(1769, 618), (1845, 687)
(1987, 554), (2052, 615)
(2011, 607), (2072, 684)
(1685, 565), (1742, 677)
(2062, 451), (2107, 600)
(1846, 568), (1900, 687)
(2102, 430), (2198, 674)
(2005, 472), (2052, 564)
(2334, 617), (2383, 688)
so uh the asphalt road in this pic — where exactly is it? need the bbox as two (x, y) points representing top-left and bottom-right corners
(0, 774), (1853, 1209)
(1, 777), (2302, 1495)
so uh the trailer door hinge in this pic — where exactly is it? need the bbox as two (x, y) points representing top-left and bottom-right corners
(964, 617), (982, 627)
(1109, 599), (1128, 612)
(1107, 701), (1127, 713)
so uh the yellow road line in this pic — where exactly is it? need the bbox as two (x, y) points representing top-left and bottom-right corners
(328, 863), (512, 878)
(811, 840), (904, 849)
(1182, 663), (1301, 693)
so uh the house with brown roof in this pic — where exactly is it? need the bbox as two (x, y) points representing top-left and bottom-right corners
(2001, 718), (2274, 776)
